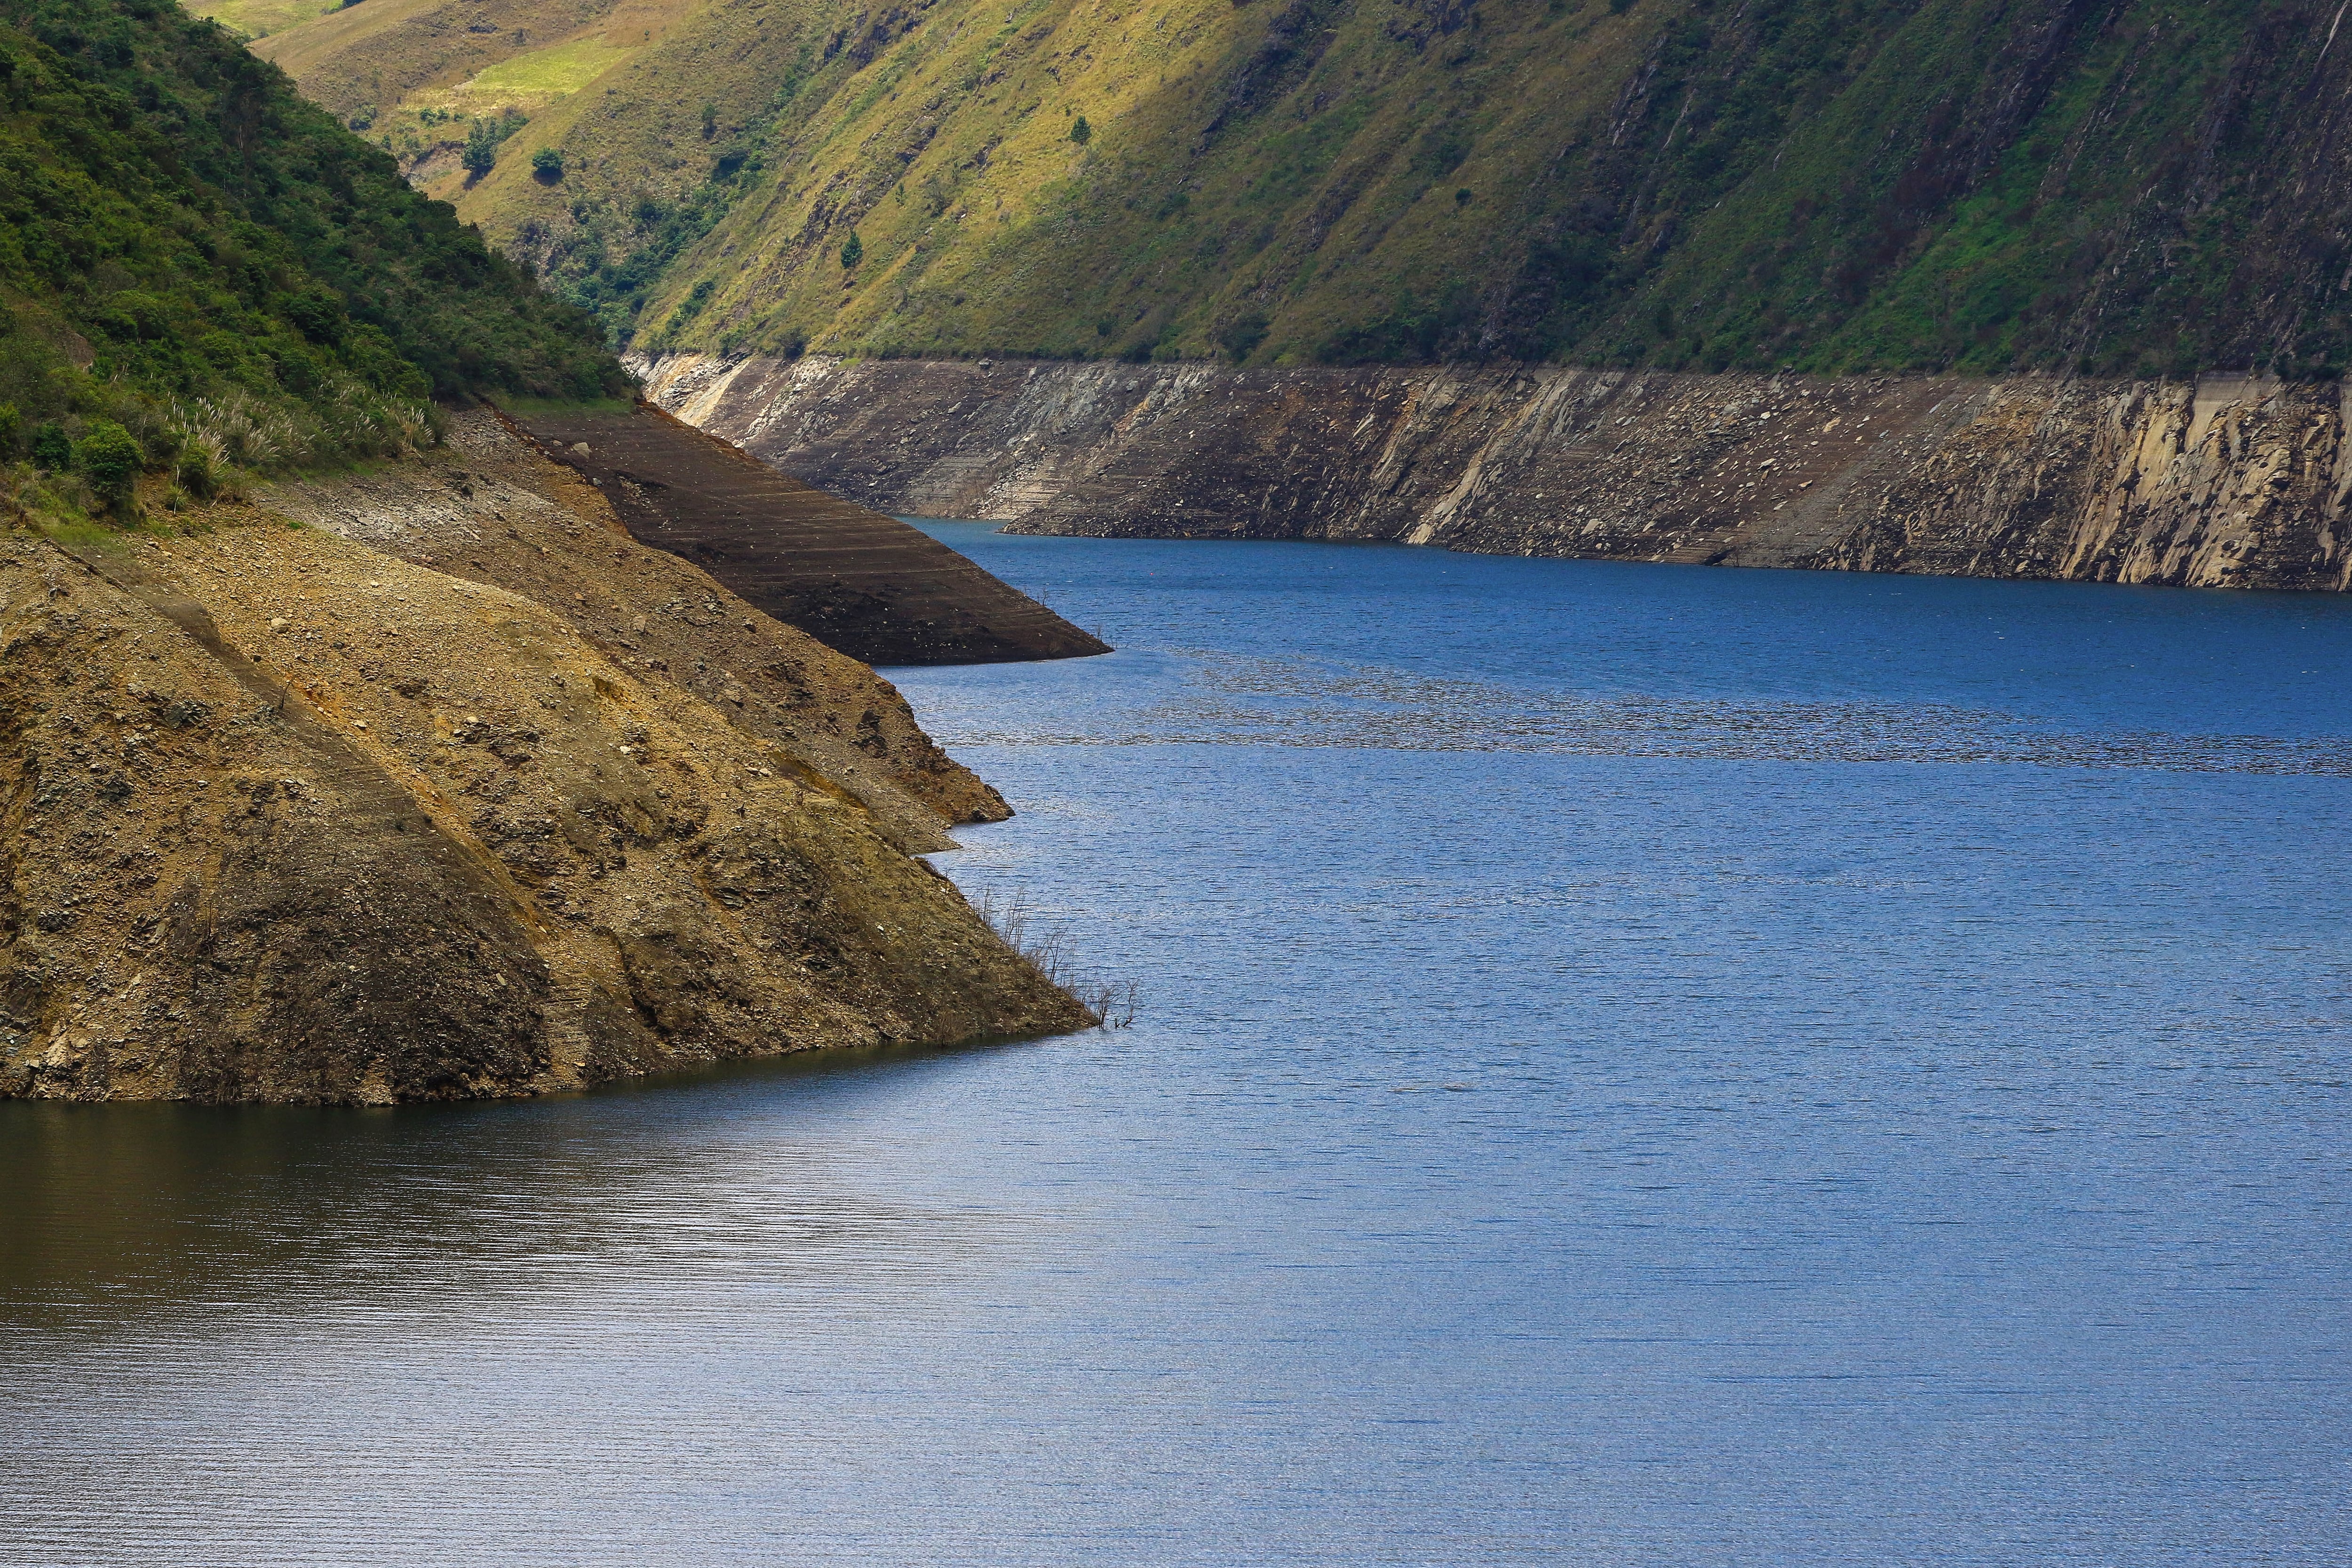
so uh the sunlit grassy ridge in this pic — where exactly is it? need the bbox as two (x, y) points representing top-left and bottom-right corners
(182, 0), (337, 41)
(256, 0), (2352, 375)
(0, 0), (623, 518)
(238, 0), (679, 205)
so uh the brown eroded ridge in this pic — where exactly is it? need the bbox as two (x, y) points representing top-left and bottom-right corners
(0, 412), (1095, 1106)
(504, 402), (1110, 666)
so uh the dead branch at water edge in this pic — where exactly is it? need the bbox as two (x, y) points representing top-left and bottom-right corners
(969, 886), (1137, 1030)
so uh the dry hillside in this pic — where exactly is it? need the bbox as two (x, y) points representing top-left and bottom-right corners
(0, 414), (1091, 1104)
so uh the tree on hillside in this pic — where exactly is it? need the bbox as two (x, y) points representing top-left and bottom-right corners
(77, 421), (141, 511)
(841, 232), (863, 271)
(30, 423), (71, 474)
(463, 122), (499, 180)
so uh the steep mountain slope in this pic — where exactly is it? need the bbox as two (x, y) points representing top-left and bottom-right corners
(250, 0), (2352, 379)
(0, 0), (622, 517)
(0, 0), (1100, 1102)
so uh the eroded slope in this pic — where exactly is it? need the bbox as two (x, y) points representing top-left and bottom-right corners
(503, 404), (1108, 665)
(642, 353), (2352, 592)
(0, 421), (1089, 1104)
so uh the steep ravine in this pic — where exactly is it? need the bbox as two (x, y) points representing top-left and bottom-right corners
(636, 355), (2352, 593)
(0, 414), (1090, 1105)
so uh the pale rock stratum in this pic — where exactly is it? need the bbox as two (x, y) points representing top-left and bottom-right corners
(639, 355), (2352, 593)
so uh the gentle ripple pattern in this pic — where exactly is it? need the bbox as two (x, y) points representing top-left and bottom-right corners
(3, 530), (2350, 1565)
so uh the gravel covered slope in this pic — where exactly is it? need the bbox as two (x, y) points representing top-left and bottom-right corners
(0, 422), (1090, 1105)
(258, 411), (1014, 848)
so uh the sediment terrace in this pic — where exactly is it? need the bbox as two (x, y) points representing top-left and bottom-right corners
(634, 355), (2352, 593)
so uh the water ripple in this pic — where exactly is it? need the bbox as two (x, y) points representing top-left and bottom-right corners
(922, 649), (2352, 775)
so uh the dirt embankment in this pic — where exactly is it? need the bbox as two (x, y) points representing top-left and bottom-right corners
(0, 414), (1090, 1105)
(262, 411), (1011, 845)
(635, 354), (2352, 594)
(507, 403), (1110, 666)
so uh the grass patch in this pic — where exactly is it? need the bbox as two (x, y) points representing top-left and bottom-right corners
(35, 513), (121, 554)
(181, 0), (338, 40)
(969, 886), (1136, 1031)
(451, 37), (637, 106)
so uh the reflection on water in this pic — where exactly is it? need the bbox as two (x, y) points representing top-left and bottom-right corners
(0, 1043), (1029, 1323)
(4, 533), (2350, 1566)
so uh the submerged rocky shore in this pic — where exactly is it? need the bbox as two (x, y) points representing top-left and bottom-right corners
(636, 355), (2352, 594)
(0, 414), (1092, 1105)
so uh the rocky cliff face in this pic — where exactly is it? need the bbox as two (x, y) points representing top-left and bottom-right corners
(637, 354), (2352, 593)
(0, 413), (1090, 1105)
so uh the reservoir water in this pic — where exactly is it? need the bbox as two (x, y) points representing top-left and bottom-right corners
(5, 529), (2351, 1565)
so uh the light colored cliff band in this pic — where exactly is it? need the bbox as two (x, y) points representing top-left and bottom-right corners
(636, 355), (2352, 595)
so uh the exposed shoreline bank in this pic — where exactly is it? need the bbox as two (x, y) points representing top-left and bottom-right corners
(634, 354), (2352, 595)
(0, 413), (1091, 1106)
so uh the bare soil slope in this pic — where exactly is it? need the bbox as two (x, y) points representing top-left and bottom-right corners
(263, 410), (1025, 840)
(506, 403), (1109, 665)
(0, 417), (1089, 1105)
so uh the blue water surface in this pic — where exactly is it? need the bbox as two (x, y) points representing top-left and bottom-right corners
(2, 532), (2348, 1566)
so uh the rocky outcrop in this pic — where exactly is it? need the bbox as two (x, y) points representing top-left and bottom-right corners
(635, 354), (2352, 593)
(0, 414), (1091, 1105)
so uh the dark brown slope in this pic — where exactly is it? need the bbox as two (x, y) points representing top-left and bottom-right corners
(502, 404), (1109, 667)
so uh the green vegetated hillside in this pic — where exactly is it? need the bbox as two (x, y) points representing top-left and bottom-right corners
(222, 0), (658, 201)
(0, 0), (621, 523)
(251, 0), (2352, 377)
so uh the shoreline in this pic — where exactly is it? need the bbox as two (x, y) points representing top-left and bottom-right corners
(637, 354), (2352, 596)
